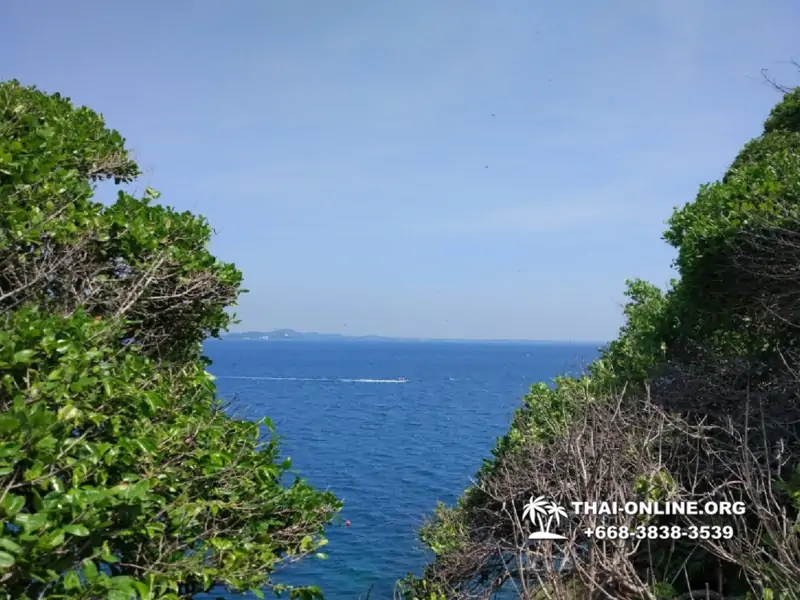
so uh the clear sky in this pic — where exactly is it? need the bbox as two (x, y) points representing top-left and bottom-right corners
(2, 1), (798, 341)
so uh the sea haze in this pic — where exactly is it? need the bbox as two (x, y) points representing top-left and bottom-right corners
(201, 339), (602, 599)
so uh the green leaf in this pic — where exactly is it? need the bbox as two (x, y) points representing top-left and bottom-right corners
(0, 416), (19, 433)
(63, 524), (90, 537)
(100, 545), (119, 563)
(63, 570), (82, 590)
(34, 435), (57, 451)
(12, 349), (35, 364)
(109, 589), (130, 600)
(15, 511), (47, 532)
(0, 551), (14, 568)
(57, 405), (81, 421)
(82, 559), (99, 582)
(0, 538), (22, 554)
(2, 494), (25, 517)
(132, 581), (151, 598)
(37, 528), (65, 550)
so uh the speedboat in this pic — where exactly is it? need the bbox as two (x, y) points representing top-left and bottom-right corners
(397, 377), (408, 383)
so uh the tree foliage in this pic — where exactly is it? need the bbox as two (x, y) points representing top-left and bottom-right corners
(0, 81), (241, 363)
(403, 82), (800, 599)
(0, 81), (342, 600)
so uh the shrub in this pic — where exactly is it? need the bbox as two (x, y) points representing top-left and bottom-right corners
(406, 82), (800, 599)
(0, 80), (342, 599)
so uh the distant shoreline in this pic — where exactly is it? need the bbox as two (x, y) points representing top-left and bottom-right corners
(218, 330), (606, 345)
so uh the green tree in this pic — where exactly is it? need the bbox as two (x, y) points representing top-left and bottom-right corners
(0, 80), (342, 600)
(406, 83), (800, 599)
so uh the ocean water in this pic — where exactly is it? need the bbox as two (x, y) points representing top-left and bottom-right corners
(201, 340), (601, 600)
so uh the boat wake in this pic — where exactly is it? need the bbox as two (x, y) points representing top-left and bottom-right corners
(216, 375), (408, 384)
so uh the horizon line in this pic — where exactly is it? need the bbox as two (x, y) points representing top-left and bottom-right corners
(222, 329), (608, 345)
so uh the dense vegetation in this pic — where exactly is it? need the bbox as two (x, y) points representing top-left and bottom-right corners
(399, 82), (800, 600)
(4, 70), (800, 600)
(0, 81), (342, 600)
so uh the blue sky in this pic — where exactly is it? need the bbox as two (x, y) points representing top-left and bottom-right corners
(2, 1), (798, 340)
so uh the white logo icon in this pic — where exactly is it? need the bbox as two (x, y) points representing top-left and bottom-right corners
(522, 495), (568, 540)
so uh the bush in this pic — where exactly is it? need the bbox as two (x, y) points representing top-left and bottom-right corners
(0, 80), (342, 599)
(407, 81), (800, 599)
(0, 80), (241, 363)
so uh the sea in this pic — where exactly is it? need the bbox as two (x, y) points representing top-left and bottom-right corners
(200, 339), (602, 600)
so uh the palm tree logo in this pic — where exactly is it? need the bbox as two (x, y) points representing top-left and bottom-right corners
(522, 496), (568, 540)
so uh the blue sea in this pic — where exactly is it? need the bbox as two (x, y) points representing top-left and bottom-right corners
(201, 339), (601, 600)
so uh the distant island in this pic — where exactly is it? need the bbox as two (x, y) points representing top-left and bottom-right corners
(222, 329), (401, 342)
(220, 329), (603, 345)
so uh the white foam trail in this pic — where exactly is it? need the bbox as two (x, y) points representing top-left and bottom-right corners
(215, 375), (407, 383)
(339, 378), (407, 383)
